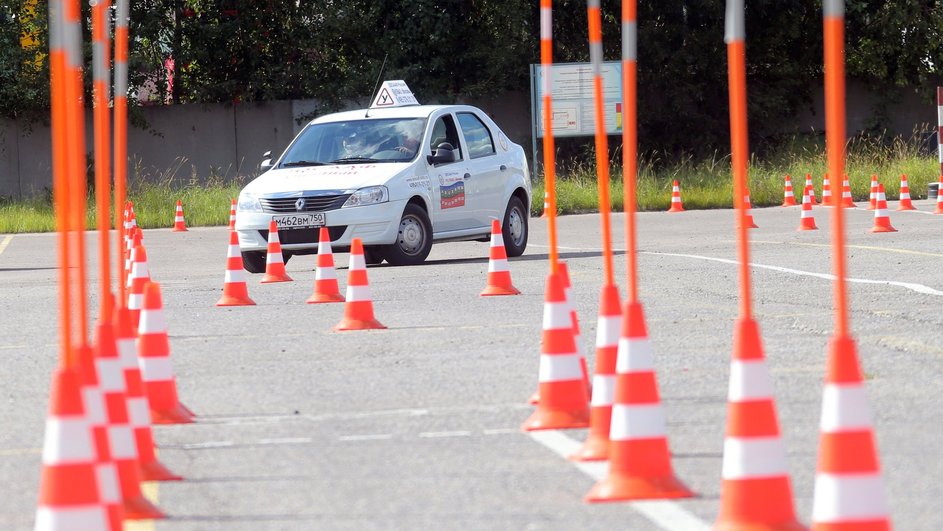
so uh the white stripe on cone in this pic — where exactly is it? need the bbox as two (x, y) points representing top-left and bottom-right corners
(537, 353), (583, 381)
(542, 301), (571, 330)
(721, 436), (789, 479)
(616, 337), (654, 372)
(589, 374), (616, 406)
(345, 284), (371, 302)
(609, 403), (667, 439)
(139, 357), (175, 382)
(42, 419), (95, 462)
(127, 398), (151, 428)
(138, 309), (168, 335)
(812, 475), (889, 521)
(728, 359), (774, 400)
(107, 425), (136, 459)
(820, 384), (873, 431)
(595, 315), (621, 348)
(95, 462), (121, 503)
(488, 259), (509, 273)
(34, 507), (108, 530)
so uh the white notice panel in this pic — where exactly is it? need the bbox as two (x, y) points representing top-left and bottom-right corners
(532, 61), (623, 138)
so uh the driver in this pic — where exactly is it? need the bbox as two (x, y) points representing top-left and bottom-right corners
(342, 132), (367, 157)
(394, 122), (422, 156)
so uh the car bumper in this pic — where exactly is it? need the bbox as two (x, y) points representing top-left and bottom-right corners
(235, 199), (406, 252)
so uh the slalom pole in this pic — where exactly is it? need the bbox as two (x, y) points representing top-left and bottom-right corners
(622, 0), (638, 301)
(587, 0), (615, 289)
(64, 0), (89, 346)
(539, 0), (559, 275)
(49, 0), (74, 368)
(713, 2), (803, 527)
(114, 0), (130, 306)
(92, 0), (113, 319)
(810, 4), (892, 528)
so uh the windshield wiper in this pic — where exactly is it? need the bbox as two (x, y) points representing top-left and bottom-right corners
(281, 160), (326, 167)
(329, 157), (378, 164)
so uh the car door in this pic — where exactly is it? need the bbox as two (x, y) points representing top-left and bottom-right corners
(425, 113), (475, 234)
(456, 111), (506, 228)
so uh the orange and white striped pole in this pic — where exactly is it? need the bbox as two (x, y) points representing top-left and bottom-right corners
(714, 1), (802, 526)
(92, 0), (113, 319)
(539, 0), (559, 275)
(114, 0), (130, 306)
(813, 2), (891, 528)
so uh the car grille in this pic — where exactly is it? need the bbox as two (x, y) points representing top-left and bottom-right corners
(259, 194), (351, 213)
(258, 225), (347, 245)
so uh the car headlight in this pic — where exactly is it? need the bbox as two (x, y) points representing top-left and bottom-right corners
(343, 186), (389, 208)
(237, 193), (262, 212)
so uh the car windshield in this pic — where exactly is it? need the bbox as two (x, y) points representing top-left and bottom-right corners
(279, 117), (427, 167)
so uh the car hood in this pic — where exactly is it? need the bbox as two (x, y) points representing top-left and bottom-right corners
(242, 164), (405, 195)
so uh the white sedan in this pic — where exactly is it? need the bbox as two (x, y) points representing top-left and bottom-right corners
(235, 84), (531, 270)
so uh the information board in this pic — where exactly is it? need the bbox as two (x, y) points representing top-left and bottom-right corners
(530, 61), (624, 138)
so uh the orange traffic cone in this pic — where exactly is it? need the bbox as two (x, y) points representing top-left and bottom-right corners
(585, 301), (693, 501)
(781, 175), (797, 207)
(123, 228), (140, 288)
(811, 336), (891, 529)
(870, 184), (897, 233)
(334, 238), (386, 331)
(540, 190), (550, 218)
(570, 283), (621, 461)
(840, 176), (856, 208)
(261, 221), (293, 283)
(805, 173), (817, 205)
(115, 307), (181, 481)
(867, 174), (879, 209)
(667, 180), (684, 212)
(75, 343), (124, 530)
(822, 173), (833, 206)
(935, 175), (943, 214)
(171, 200), (187, 232)
(897, 174), (916, 211)
(94, 318), (165, 520)
(715, 318), (803, 530)
(798, 185), (818, 231)
(35, 367), (110, 531)
(307, 227), (345, 304)
(216, 230), (256, 306)
(742, 192), (759, 228)
(522, 272), (589, 430)
(126, 244), (151, 330)
(228, 198), (237, 229)
(480, 219), (520, 296)
(138, 282), (196, 424)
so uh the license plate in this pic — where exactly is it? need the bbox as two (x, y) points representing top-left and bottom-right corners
(273, 213), (325, 229)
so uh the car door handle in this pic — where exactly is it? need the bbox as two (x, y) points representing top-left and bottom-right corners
(463, 173), (471, 179)
(499, 165), (507, 171)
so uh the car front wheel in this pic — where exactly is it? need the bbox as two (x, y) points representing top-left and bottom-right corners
(241, 251), (266, 273)
(502, 195), (528, 257)
(384, 203), (432, 266)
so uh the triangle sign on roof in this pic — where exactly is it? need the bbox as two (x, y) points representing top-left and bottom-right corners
(370, 80), (419, 109)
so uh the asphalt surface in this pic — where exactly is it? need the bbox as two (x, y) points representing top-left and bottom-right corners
(1, 200), (941, 530)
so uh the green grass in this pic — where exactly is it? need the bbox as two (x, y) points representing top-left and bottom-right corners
(1, 133), (938, 233)
(531, 133), (939, 216)
(0, 165), (244, 234)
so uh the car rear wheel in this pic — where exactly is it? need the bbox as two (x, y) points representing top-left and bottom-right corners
(384, 203), (432, 266)
(241, 251), (266, 274)
(502, 195), (528, 257)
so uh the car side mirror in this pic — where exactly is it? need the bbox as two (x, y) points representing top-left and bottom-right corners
(426, 142), (456, 165)
(259, 150), (273, 173)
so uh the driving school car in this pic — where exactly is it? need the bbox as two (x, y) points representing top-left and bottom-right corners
(235, 80), (531, 271)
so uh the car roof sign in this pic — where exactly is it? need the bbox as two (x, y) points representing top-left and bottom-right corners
(370, 80), (420, 109)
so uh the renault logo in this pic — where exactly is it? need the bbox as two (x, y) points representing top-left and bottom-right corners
(295, 198), (306, 211)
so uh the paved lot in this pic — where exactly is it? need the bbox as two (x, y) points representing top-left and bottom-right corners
(1, 200), (941, 530)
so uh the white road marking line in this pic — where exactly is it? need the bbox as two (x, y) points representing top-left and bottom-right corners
(751, 239), (943, 258)
(419, 430), (473, 438)
(181, 441), (235, 449)
(483, 428), (518, 435)
(528, 430), (710, 531)
(644, 251), (943, 296)
(339, 434), (393, 442)
(0, 235), (12, 257)
(257, 437), (312, 445)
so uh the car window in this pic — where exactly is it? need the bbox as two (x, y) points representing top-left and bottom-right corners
(457, 112), (495, 159)
(279, 117), (427, 166)
(429, 115), (463, 162)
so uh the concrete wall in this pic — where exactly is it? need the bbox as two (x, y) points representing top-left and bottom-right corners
(0, 85), (934, 199)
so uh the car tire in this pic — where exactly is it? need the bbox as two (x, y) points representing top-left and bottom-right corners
(364, 246), (386, 265)
(502, 195), (528, 257)
(241, 251), (266, 274)
(384, 203), (432, 266)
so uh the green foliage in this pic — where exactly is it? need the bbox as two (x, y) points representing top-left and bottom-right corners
(0, 0), (50, 123)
